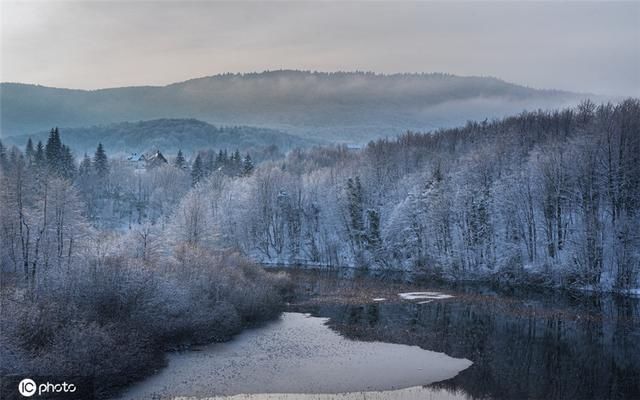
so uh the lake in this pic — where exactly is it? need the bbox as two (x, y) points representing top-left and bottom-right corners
(117, 267), (640, 400)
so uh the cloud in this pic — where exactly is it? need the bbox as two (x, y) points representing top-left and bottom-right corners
(1, 1), (638, 96)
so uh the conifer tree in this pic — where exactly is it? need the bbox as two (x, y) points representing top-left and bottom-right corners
(366, 208), (382, 251)
(25, 138), (35, 165)
(174, 149), (186, 169)
(215, 149), (228, 172)
(205, 152), (215, 175)
(242, 153), (254, 176)
(346, 176), (365, 248)
(78, 153), (92, 176)
(45, 127), (63, 172)
(61, 145), (76, 180)
(94, 143), (109, 178)
(191, 154), (204, 186)
(229, 150), (241, 176)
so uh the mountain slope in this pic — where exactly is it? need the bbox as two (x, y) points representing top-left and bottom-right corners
(1, 70), (585, 142)
(3, 119), (317, 155)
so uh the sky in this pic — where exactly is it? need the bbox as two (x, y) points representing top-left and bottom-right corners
(1, 1), (639, 96)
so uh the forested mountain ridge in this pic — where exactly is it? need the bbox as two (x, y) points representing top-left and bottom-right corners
(1, 71), (585, 141)
(2, 118), (317, 155)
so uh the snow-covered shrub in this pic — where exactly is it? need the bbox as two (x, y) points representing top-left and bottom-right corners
(0, 244), (287, 398)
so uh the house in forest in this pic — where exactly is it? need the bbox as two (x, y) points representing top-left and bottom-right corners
(145, 150), (168, 169)
(127, 152), (147, 169)
(127, 150), (168, 170)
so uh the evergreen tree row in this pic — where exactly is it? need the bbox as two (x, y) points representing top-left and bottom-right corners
(190, 149), (254, 186)
(0, 128), (111, 183)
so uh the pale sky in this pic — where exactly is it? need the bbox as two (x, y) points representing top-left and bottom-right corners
(1, 1), (639, 96)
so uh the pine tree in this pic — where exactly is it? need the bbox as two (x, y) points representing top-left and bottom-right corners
(78, 153), (92, 176)
(45, 127), (63, 173)
(25, 138), (35, 165)
(191, 154), (204, 186)
(346, 176), (365, 248)
(366, 208), (382, 251)
(232, 150), (242, 176)
(174, 149), (186, 169)
(61, 145), (76, 180)
(242, 153), (254, 176)
(205, 151), (215, 176)
(215, 149), (228, 172)
(94, 143), (109, 178)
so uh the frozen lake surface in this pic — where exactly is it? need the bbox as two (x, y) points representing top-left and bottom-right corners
(117, 313), (472, 399)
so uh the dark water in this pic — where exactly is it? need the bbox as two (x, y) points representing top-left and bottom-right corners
(284, 267), (640, 400)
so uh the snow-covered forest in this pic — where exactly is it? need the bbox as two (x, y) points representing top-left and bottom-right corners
(0, 133), (288, 395)
(2, 99), (639, 295)
(196, 99), (640, 292)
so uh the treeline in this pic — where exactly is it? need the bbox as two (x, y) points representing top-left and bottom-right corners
(190, 149), (254, 186)
(176, 99), (640, 292)
(2, 118), (314, 155)
(0, 128), (260, 230)
(2, 99), (638, 295)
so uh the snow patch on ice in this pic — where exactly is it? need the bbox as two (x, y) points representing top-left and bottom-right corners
(399, 292), (454, 301)
(372, 298), (387, 302)
(627, 288), (640, 297)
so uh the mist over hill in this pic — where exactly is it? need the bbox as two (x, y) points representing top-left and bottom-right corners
(1, 70), (586, 142)
(2, 118), (316, 156)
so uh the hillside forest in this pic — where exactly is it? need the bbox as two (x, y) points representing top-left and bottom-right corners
(2, 100), (639, 293)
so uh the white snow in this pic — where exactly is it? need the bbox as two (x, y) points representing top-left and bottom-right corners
(417, 300), (433, 304)
(372, 298), (386, 302)
(627, 288), (640, 297)
(398, 292), (454, 301)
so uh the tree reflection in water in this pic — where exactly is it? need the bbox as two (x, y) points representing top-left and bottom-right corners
(286, 268), (640, 400)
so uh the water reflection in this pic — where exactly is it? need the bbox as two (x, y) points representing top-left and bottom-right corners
(286, 268), (640, 400)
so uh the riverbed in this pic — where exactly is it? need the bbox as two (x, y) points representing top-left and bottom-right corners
(117, 268), (640, 400)
(118, 312), (472, 399)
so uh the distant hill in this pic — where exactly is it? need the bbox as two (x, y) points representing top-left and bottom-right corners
(3, 119), (318, 155)
(1, 70), (587, 142)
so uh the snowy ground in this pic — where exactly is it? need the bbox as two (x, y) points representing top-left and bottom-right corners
(116, 313), (472, 400)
